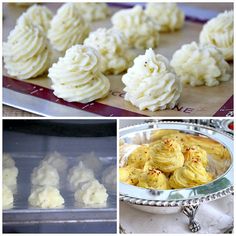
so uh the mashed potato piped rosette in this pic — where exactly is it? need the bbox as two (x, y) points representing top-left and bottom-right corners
(74, 3), (109, 22)
(28, 186), (64, 208)
(48, 3), (90, 52)
(112, 5), (159, 49)
(145, 3), (185, 32)
(199, 10), (233, 61)
(84, 28), (133, 75)
(148, 139), (184, 173)
(127, 145), (150, 169)
(48, 45), (110, 103)
(170, 42), (231, 87)
(169, 160), (213, 189)
(183, 146), (208, 167)
(137, 168), (170, 190)
(122, 48), (181, 111)
(17, 4), (53, 32)
(3, 15), (51, 80)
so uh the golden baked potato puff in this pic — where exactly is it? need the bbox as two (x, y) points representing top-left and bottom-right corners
(148, 139), (184, 173)
(183, 146), (208, 167)
(119, 166), (143, 186)
(150, 130), (180, 142)
(187, 135), (231, 160)
(137, 168), (170, 190)
(127, 145), (151, 169)
(151, 132), (189, 151)
(169, 159), (213, 189)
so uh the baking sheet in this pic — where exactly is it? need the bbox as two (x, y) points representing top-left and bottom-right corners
(2, 3), (234, 117)
(3, 128), (117, 225)
(3, 153), (117, 223)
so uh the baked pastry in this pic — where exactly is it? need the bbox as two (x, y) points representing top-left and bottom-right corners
(148, 139), (184, 173)
(48, 45), (110, 103)
(74, 3), (109, 22)
(169, 159), (212, 189)
(3, 153), (15, 168)
(102, 165), (116, 192)
(84, 28), (132, 74)
(199, 10), (233, 61)
(31, 162), (59, 187)
(3, 15), (51, 80)
(67, 161), (95, 191)
(42, 151), (68, 173)
(74, 180), (108, 205)
(171, 42), (231, 86)
(111, 5), (159, 49)
(28, 186), (64, 208)
(3, 184), (14, 209)
(145, 3), (185, 32)
(48, 3), (90, 52)
(17, 4), (53, 32)
(122, 48), (181, 111)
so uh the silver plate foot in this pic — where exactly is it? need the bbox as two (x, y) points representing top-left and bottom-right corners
(182, 205), (201, 233)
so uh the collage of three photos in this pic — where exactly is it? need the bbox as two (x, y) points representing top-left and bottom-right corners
(2, 1), (234, 234)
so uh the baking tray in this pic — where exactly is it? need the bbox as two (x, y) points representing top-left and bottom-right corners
(3, 125), (117, 233)
(2, 3), (234, 117)
(3, 153), (116, 224)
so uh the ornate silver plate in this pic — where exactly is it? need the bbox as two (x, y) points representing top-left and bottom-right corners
(119, 122), (234, 232)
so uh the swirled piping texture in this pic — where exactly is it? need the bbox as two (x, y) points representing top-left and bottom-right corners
(169, 160), (212, 189)
(148, 139), (184, 173)
(48, 45), (110, 103)
(199, 10), (233, 61)
(74, 3), (109, 22)
(3, 15), (51, 80)
(48, 3), (90, 52)
(145, 3), (185, 32)
(17, 4), (53, 32)
(111, 5), (159, 49)
(171, 42), (231, 86)
(122, 48), (181, 111)
(84, 28), (133, 74)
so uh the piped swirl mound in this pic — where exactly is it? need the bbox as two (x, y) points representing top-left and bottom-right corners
(74, 3), (109, 22)
(171, 42), (231, 86)
(17, 4), (53, 32)
(169, 159), (213, 189)
(84, 28), (133, 75)
(122, 48), (181, 111)
(48, 3), (90, 52)
(3, 15), (51, 80)
(145, 3), (185, 32)
(111, 6), (159, 49)
(48, 45), (110, 103)
(200, 10), (233, 61)
(148, 139), (184, 173)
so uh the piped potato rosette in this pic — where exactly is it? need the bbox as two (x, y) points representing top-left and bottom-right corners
(48, 45), (110, 103)
(169, 159), (213, 189)
(120, 129), (230, 190)
(3, 15), (51, 80)
(48, 3), (90, 52)
(148, 139), (184, 173)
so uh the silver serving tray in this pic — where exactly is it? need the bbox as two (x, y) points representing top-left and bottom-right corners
(119, 122), (234, 232)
